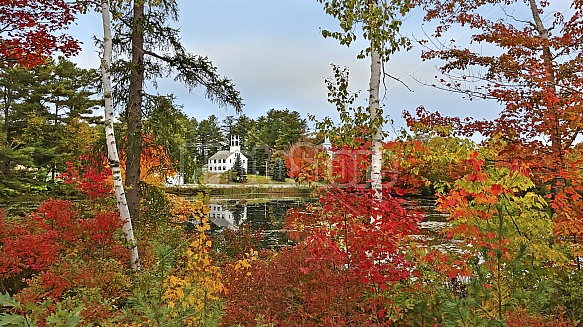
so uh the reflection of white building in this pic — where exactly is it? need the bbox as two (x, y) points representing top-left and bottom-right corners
(206, 135), (247, 173)
(165, 174), (183, 187)
(208, 203), (247, 230)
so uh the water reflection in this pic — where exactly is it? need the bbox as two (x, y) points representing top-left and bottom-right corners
(208, 203), (247, 230)
(203, 197), (442, 246)
(206, 199), (308, 246)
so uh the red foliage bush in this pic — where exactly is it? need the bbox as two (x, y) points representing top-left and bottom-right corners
(0, 200), (125, 277)
(505, 308), (577, 327)
(0, 199), (130, 325)
(227, 143), (423, 326)
(60, 154), (113, 200)
(222, 239), (375, 326)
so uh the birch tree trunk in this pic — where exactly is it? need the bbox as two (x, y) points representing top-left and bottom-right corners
(100, 0), (140, 272)
(369, 48), (383, 200)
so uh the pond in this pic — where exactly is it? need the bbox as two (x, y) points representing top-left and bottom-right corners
(205, 198), (310, 247)
(201, 195), (445, 247)
(1, 194), (446, 247)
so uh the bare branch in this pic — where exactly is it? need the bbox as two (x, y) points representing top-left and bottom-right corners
(384, 72), (414, 93)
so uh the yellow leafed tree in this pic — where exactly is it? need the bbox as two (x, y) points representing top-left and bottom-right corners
(161, 201), (224, 326)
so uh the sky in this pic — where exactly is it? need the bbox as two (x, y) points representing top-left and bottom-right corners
(69, 0), (502, 137)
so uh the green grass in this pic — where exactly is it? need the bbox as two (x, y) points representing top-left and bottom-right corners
(200, 173), (296, 185)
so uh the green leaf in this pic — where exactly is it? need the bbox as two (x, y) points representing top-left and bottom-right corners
(0, 293), (21, 309)
(65, 306), (83, 327)
(0, 313), (26, 327)
(46, 305), (83, 327)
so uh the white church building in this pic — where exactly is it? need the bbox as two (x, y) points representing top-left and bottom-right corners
(206, 135), (248, 173)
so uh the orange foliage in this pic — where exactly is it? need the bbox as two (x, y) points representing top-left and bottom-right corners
(120, 135), (175, 186)
(284, 142), (329, 184)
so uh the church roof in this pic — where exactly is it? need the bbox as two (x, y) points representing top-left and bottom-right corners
(208, 150), (231, 160)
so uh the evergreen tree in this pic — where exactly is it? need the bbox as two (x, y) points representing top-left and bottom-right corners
(0, 58), (100, 195)
(143, 95), (195, 183)
(110, 0), (243, 220)
(230, 153), (246, 183)
(233, 114), (255, 149)
(245, 109), (307, 176)
(221, 115), (235, 148)
(197, 115), (222, 159)
(271, 157), (287, 182)
(35, 57), (101, 180)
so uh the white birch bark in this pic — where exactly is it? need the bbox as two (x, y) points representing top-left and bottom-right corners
(369, 48), (383, 200)
(100, 0), (140, 272)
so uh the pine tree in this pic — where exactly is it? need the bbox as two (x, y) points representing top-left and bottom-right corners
(0, 58), (100, 193)
(272, 157), (287, 182)
(231, 154), (246, 183)
(110, 0), (243, 220)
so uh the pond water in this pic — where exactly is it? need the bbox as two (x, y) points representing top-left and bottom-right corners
(206, 198), (310, 247)
(203, 196), (445, 247)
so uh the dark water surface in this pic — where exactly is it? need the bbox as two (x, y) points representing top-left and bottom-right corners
(203, 196), (444, 247)
(205, 198), (310, 247)
(2, 195), (444, 247)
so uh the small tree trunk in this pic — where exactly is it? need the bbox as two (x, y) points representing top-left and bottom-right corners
(528, 0), (564, 200)
(101, 0), (140, 272)
(2, 88), (10, 177)
(126, 0), (145, 221)
(369, 48), (383, 200)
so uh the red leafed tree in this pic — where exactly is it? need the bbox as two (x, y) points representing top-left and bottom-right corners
(408, 0), (583, 252)
(284, 142), (328, 185)
(0, 0), (81, 67)
(410, 0), (583, 208)
(410, 0), (583, 179)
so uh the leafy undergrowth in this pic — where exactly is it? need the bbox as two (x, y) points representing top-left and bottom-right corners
(2, 146), (583, 326)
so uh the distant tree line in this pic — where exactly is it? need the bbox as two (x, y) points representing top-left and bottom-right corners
(181, 108), (310, 182)
(0, 63), (312, 194)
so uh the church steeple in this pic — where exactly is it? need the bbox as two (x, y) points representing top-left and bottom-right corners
(230, 135), (241, 153)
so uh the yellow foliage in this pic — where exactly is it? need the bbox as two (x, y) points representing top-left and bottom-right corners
(166, 194), (209, 224)
(161, 208), (224, 325)
(120, 140), (176, 187)
(233, 249), (258, 277)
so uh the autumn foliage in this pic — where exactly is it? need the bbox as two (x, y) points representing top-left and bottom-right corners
(0, 161), (231, 327)
(222, 144), (423, 325)
(60, 154), (113, 200)
(0, 0), (81, 67)
(284, 142), (328, 184)
(0, 200), (129, 325)
(407, 0), (583, 273)
(4, 0), (583, 326)
(222, 240), (370, 326)
(119, 135), (175, 186)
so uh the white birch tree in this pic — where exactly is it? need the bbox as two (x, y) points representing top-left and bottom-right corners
(318, 0), (413, 199)
(100, 0), (140, 272)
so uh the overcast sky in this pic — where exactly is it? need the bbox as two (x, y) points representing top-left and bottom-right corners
(70, 0), (503, 137)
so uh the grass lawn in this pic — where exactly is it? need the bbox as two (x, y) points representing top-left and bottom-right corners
(199, 173), (296, 185)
